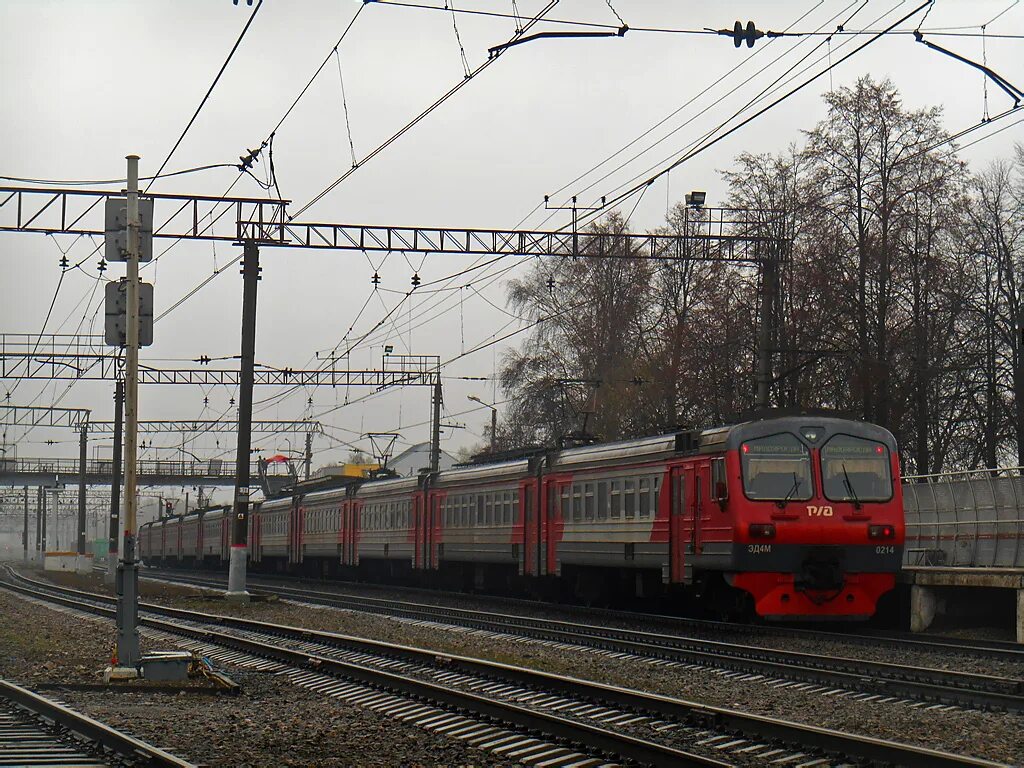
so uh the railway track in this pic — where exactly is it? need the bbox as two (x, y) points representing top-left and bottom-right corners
(140, 569), (1024, 714)
(0, 677), (194, 767)
(142, 565), (1024, 663)
(1, 568), (1009, 768)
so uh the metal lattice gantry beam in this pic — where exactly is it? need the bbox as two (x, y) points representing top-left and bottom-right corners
(86, 419), (323, 435)
(0, 335), (440, 387)
(0, 405), (91, 429)
(240, 206), (783, 262)
(0, 186), (286, 244)
(0, 185), (789, 263)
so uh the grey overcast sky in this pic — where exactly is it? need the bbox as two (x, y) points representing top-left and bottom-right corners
(1, 0), (1022, 484)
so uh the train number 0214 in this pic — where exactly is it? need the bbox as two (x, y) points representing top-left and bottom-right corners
(806, 505), (834, 516)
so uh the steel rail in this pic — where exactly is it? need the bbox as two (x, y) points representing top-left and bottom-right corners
(0, 570), (1010, 768)
(142, 570), (1024, 713)
(0, 575), (727, 767)
(0, 677), (195, 767)
(145, 565), (1024, 663)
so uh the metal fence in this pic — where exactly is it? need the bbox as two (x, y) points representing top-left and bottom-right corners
(902, 468), (1024, 568)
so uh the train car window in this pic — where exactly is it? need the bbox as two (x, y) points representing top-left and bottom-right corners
(584, 482), (595, 521)
(821, 434), (893, 502)
(741, 433), (813, 501)
(476, 495), (484, 526)
(597, 482), (609, 520)
(559, 486), (570, 519)
(639, 478), (651, 518)
(624, 479), (636, 519)
(572, 485), (583, 522)
(610, 480), (621, 519)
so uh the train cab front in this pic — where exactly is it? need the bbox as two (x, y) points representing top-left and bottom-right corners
(722, 416), (903, 620)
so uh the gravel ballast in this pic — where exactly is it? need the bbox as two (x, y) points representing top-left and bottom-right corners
(18, 566), (1024, 764)
(0, 583), (512, 767)
(143, 567), (1024, 679)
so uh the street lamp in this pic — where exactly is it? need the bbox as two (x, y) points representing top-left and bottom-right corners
(468, 395), (497, 453)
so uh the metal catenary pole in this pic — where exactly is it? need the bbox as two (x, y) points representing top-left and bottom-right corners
(77, 423), (87, 562)
(115, 155), (142, 667)
(40, 485), (46, 554)
(430, 377), (442, 472)
(304, 431), (312, 481)
(227, 239), (259, 599)
(34, 486), (41, 555)
(106, 379), (123, 582)
(22, 485), (28, 561)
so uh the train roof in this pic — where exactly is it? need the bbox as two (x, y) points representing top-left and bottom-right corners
(720, 414), (898, 451)
(433, 459), (531, 487)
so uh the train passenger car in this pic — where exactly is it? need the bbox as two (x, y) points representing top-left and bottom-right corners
(540, 435), (677, 603)
(139, 520), (161, 563)
(430, 459), (530, 589)
(353, 476), (418, 578)
(179, 513), (201, 563)
(199, 507), (229, 565)
(144, 413), (903, 621)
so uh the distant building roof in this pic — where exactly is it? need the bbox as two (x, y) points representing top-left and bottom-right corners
(387, 442), (456, 476)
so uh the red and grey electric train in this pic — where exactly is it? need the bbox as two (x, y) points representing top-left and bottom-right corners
(140, 414), (903, 620)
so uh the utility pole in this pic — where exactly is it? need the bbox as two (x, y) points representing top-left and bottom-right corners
(35, 487), (41, 556)
(40, 486), (46, 555)
(107, 380), (123, 582)
(113, 155), (142, 671)
(430, 378), (442, 472)
(227, 240), (259, 600)
(755, 254), (777, 411)
(468, 395), (498, 452)
(22, 486), (28, 561)
(304, 432), (312, 480)
(77, 423), (87, 568)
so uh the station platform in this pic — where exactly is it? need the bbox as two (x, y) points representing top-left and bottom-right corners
(900, 566), (1024, 643)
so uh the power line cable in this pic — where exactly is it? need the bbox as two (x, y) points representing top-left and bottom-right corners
(145, 0), (264, 193)
(291, 1), (559, 219)
(561, 0), (876, 228)
(572, 0), (932, 232)
(0, 164), (239, 187)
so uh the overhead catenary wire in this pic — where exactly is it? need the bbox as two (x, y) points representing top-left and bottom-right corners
(297, 1), (847, 377)
(0, 164), (239, 187)
(145, 0), (264, 193)
(291, 1), (560, 220)
(142, 2), (367, 323)
(568, 0), (934, 234)
(365, 0), (1023, 38)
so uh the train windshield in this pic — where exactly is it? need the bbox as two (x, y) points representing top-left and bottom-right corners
(741, 433), (813, 501)
(821, 434), (892, 502)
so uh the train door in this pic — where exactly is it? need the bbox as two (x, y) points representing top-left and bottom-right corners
(521, 479), (538, 576)
(546, 478), (570, 576)
(339, 500), (349, 566)
(682, 464), (701, 561)
(669, 466), (686, 583)
(289, 498), (304, 565)
(429, 494), (441, 569)
(413, 494), (424, 569)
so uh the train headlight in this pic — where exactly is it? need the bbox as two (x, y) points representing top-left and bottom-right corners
(748, 523), (776, 539)
(868, 524), (895, 539)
